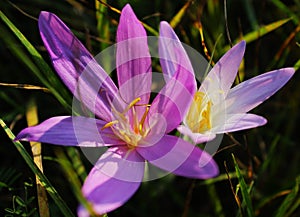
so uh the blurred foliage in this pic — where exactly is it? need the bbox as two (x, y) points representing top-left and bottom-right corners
(0, 0), (299, 217)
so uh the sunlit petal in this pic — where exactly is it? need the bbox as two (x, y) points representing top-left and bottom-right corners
(225, 68), (295, 113)
(15, 116), (124, 146)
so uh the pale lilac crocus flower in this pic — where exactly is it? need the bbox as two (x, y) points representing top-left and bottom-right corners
(160, 27), (295, 144)
(15, 4), (218, 216)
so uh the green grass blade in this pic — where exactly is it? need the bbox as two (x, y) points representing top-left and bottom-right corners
(294, 58), (300, 71)
(271, 0), (299, 25)
(0, 118), (75, 217)
(274, 176), (300, 217)
(232, 154), (254, 217)
(223, 18), (291, 51)
(258, 135), (280, 176)
(207, 184), (225, 217)
(0, 10), (71, 110)
(54, 148), (100, 217)
(170, 1), (192, 28)
(66, 147), (87, 183)
(199, 172), (242, 185)
(241, 0), (259, 30)
(95, 0), (110, 50)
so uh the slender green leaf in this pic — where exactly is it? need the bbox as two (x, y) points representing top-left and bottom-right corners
(0, 118), (75, 217)
(294, 58), (300, 71)
(258, 135), (280, 176)
(95, 0), (110, 50)
(241, 0), (259, 30)
(232, 154), (254, 217)
(207, 184), (225, 217)
(271, 0), (299, 25)
(0, 10), (71, 110)
(54, 147), (100, 217)
(199, 172), (243, 185)
(274, 176), (300, 217)
(170, 1), (192, 28)
(223, 18), (291, 52)
(66, 147), (87, 183)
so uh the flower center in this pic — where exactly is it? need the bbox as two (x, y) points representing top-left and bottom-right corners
(185, 91), (212, 133)
(102, 97), (150, 149)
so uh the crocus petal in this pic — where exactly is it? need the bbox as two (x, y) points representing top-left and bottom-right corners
(15, 116), (125, 146)
(116, 4), (151, 112)
(177, 125), (216, 144)
(78, 146), (144, 215)
(145, 22), (196, 133)
(225, 68), (295, 114)
(137, 135), (219, 179)
(39, 12), (118, 121)
(159, 21), (196, 87)
(199, 41), (246, 104)
(148, 75), (196, 133)
(212, 113), (267, 134)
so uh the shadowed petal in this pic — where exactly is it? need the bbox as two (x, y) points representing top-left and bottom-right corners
(15, 116), (124, 147)
(225, 68), (295, 114)
(78, 147), (144, 216)
(199, 41), (246, 104)
(137, 135), (219, 179)
(39, 12), (118, 121)
(177, 125), (216, 144)
(212, 113), (267, 134)
(116, 4), (151, 109)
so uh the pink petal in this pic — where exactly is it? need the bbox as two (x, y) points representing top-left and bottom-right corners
(39, 12), (118, 121)
(78, 147), (144, 215)
(199, 41), (246, 104)
(15, 116), (124, 146)
(212, 113), (267, 134)
(116, 4), (151, 117)
(225, 68), (295, 113)
(159, 21), (196, 87)
(148, 68), (196, 133)
(177, 125), (216, 144)
(137, 135), (219, 179)
(145, 23), (197, 133)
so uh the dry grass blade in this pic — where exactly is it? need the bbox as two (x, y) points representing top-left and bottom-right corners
(0, 83), (50, 92)
(26, 98), (50, 217)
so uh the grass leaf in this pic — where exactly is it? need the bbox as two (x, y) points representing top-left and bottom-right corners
(274, 176), (300, 217)
(0, 10), (71, 110)
(271, 0), (299, 25)
(223, 18), (291, 52)
(170, 1), (192, 28)
(0, 118), (75, 217)
(232, 154), (254, 217)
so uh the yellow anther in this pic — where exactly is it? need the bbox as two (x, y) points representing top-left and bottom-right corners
(103, 96), (152, 149)
(186, 91), (212, 133)
(101, 120), (119, 130)
(139, 106), (150, 135)
(123, 97), (141, 114)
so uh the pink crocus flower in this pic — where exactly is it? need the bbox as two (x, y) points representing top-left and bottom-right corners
(15, 4), (218, 216)
(159, 27), (295, 144)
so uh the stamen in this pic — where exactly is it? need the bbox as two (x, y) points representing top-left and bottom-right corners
(186, 91), (212, 133)
(101, 96), (151, 149)
(123, 97), (141, 114)
(101, 120), (119, 130)
(139, 106), (150, 135)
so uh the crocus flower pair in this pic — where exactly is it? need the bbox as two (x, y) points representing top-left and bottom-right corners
(16, 4), (218, 216)
(15, 3), (295, 216)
